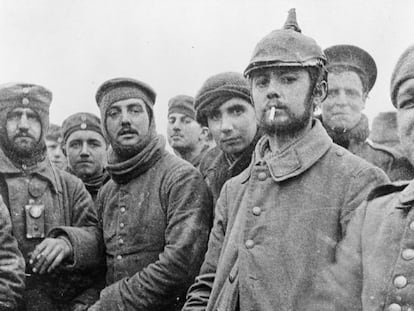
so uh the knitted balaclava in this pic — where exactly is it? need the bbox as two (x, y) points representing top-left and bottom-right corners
(95, 78), (157, 160)
(194, 72), (252, 127)
(0, 83), (52, 166)
(391, 45), (414, 108)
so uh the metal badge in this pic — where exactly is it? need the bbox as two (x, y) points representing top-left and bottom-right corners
(25, 203), (45, 239)
(29, 205), (42, 218)
(80, 123), (87, 129)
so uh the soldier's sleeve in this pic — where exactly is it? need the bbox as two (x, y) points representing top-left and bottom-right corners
(0, 195), (25, 310)
(97, 165), (213, 311)
(302, 201), (366, 311)
(181, 181), (230, 311)
(340, 165), (389, 235)
(48, 177), (103, 270)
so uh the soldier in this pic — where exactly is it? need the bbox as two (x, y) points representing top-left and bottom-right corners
(0, 83), (102, 311)
(0, 195), (25, 310)
(306, 44), (414, 311)
(45, 123), (67, 170)
(183, 9), (388, 311)
(88, 78), (212, 311)
(195, 72), (261, 205)
(167, 95), (210, 167)
(320, 44), (414, 180)
(62, 112), (109, 201)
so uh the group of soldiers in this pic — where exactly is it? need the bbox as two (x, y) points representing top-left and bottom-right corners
(1, 8), (414, 311)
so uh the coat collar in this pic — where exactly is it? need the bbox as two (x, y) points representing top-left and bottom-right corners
(0, 147), (58, 193)
(241, 119), (332, 183)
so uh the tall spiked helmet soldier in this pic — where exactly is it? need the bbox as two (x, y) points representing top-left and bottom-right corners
(182, 9), (388, 311)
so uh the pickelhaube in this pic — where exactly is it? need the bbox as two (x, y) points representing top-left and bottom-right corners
(244, 8), (326, 77)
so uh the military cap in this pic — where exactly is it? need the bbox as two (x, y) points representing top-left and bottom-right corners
(62, 112), (105, 144)
(194, 72), (251, 126)
(244, 8), (326, 77)
(391, 44), (414, 107)
(0, 83), (52, 136)
(46, 123), (63, 143)
(95, 77), (156, 112)
(324, 44), (377, 93)
(168, 95), (196, 120)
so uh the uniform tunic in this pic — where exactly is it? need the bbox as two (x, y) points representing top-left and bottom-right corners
(307, 180), (414, 311)
(0, 148), (101, 311)
(96, 140), (212, 311)
(183, 119), (389, 311)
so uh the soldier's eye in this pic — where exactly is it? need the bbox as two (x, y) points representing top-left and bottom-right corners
(399, 99), (414, 110)
(209, 111), (221, 122)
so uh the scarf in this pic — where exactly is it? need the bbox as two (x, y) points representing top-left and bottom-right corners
(106, 134), (165, 184)
(321, 114), (370, 149)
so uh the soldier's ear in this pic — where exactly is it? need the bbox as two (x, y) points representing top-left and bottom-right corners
(313, 81), (328, 104)
(199, 126), (209, 142)
(61, 145), (67, 157)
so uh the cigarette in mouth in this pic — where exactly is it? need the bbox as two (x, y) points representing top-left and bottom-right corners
(269, 107), (276, 121)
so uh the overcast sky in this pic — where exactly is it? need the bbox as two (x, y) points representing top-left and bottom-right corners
(1, 0), (413, 138)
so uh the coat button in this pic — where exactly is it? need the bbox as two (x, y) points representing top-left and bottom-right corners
(120, 207), (126, 213)
(119, 239), (124, 245)
(245, 239), (254, 249)
(336, 150), (344, 157)
(402, 249), (414, 260)
(229, 274), (235, 283)
(120, 223), (125, 228)
(116, 255), (122, 260)
(257, 172), (267, 181)
(388, 303), (402, 311)
(410, 221), (414, 231)
(252, 206), (261, 216)
(394, 275), (408, 288)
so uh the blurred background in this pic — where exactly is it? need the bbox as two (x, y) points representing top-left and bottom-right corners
(0, 0), (413, 140)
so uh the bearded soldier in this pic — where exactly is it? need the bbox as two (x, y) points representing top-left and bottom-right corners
(183, 9), (388, 311)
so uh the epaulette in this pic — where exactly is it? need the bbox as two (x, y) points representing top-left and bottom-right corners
(366, 140), (404, 159)
(367, 180), (410, 201)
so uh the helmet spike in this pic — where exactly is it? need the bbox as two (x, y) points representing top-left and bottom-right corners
(283, 8), (301, 33)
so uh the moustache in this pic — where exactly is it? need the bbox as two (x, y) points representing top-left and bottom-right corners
(265, 102), (288, 111)
(14, 132), (35, 140)
(117, 127), (138, 136)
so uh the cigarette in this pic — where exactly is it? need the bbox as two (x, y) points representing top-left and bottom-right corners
(269, 107), (276, 121)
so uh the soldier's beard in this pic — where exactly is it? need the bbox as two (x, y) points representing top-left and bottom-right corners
(259, 102), (313, 139)
(1, 135), (46, 166)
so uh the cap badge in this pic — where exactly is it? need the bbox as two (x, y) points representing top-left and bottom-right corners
(80, 123), (87, 130)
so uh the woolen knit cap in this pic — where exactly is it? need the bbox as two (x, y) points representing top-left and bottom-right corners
(62, 112), (104, 144)
(391, 44), (414, 107)
(168, 95), (195, 120)
(95, 77), (157, 140)
(194, 72), (251, 126)
(0, 83), (52, 141)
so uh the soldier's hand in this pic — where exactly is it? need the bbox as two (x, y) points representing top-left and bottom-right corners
(29, 237), (73, 274)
